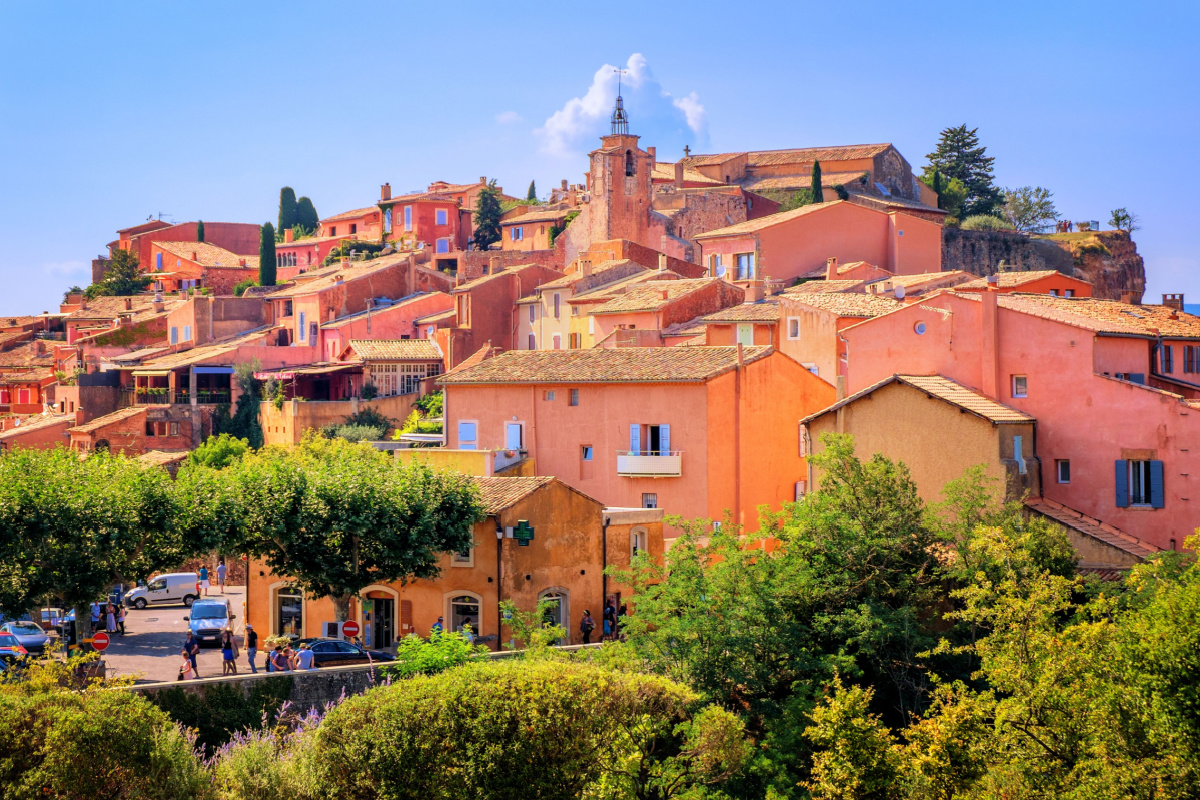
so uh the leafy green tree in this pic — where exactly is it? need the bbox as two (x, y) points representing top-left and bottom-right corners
(472, 179), (503, 250)
(526, 179), (537, 201)
(212, 361), (264, 448)
(1109, 207), (1140, 234)
(1001, 186), (1058, 231)
(258, 222), (277, 287)
(278, 187), (298, 233)
(295, 196), (319, 232)
(804, 680), (903, 800)
(85, 248), (151, 299)
(188, 433), (250, 469)
(811, 159), (824, 203)
(924, 125), (1003, 217)
(778, 189), (813, 212)
(62, 285), (83, 302)
(232, 278), (258, 297)
(499, 597), (567, 651)
(196, 219), (205, 242)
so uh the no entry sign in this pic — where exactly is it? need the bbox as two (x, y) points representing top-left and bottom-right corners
(91, 631), (110, 651)
(341, 620), (360, 638)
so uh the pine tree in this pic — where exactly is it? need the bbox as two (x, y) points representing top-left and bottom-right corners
(85, 248), (151, 298)
(278, 187), (298, 233)
(259, 223), (277, 287)
(811, 160), (824, 204)
(473, 180), (503, 251)
(295, 196), (319, 232)
(526, 180), (537, 202)
(196, 220), (205, 242)
(925, 125), (1003, 217)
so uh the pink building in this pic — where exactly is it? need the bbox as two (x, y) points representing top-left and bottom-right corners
(589, 278), (745, 347)
(320, 292), (454, 362)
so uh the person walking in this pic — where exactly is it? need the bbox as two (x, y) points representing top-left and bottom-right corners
(431, 616), (444, 635)
(579, 610), (595, 645)
(198, 565), (210, 597)
(220, 629), (239, 676)
(105, 602), (117, 634)
(245, 624), (258, 674)
(183, 632), (200, 677)
(117, 604), (127, 636)
(90, 602), (101, 635)
(216, 559), (227, 594)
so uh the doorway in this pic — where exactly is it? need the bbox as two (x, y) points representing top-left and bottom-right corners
(373, 597), (395, 648)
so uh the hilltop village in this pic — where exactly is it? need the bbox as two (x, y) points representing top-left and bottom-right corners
(2, 98), (1190, 646)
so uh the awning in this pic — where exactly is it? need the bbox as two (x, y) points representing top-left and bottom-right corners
(193, 366), (235, 375)
(131, 369), (171, 377)
(253, 363), (360, 380)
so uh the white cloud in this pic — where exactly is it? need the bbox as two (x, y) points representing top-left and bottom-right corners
(495, 110), (522, 125)
(41, 259), (89, 278)
(536, 53), (709, 158)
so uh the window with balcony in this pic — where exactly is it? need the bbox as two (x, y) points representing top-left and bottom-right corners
(505, 422), (523, 451)
(630, 423), (670, 456)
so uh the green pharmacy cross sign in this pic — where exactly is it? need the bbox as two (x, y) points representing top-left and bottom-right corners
(513, 519), (535, 547)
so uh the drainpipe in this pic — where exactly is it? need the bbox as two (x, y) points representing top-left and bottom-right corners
(734, 343), (743, 526)
(601, 514), (610, 616)
(495, 515), (504, 650)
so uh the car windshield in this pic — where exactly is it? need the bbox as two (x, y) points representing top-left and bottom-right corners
(0, 634), (18, 646)
(190, 606), (228, 619)
(7, 624), (41, 636)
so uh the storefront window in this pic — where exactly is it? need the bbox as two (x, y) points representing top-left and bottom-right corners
(277, 587), (303, 637)
(450, 595), (479, 636)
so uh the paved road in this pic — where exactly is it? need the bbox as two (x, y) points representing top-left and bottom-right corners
(97, 586), (258, 683)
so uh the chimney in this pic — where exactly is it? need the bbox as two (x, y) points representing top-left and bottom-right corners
(33, 340), (45, 355)
(661, 289), (670, 300)
(80, 297), (88, 311)
(284, 228), (294, 243)
(238, 258), (246, 267)
(981, 285), (1000, 399)
(124, 297), (132, 311)
(674, 163), (684, 190)
(561, 179), (568, 191)
(825, 257), (838, 281)
(191, 251), (197, 262)
(746, 280), (765, 303)
(152, 290), (164, 313)
(657, 253), (667, 271)
(480, 176), (487, 184)
(1163, 293), (1185, 312)
(380, 182), (392, 201)
(489, 256), (502, 274)
(1120, 290), (1141, 306)
(647, 146), (656, 168)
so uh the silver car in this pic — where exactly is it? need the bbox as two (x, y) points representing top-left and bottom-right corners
(0, 621), (50, 656)
(184, 600), (235, 646)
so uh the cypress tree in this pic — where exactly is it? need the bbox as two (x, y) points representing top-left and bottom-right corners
(810, 161), (824, 203)
(278, 187), (298, 233)
(196, 220), (205, 242)
(526, 180), (537, 202)
(259, 223), (277, 287)
(932, 170), (943, 210)
(295, 196), (319, 232)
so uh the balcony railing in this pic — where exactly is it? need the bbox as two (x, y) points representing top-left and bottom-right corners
(616, 451), (682, 478)
(120, 387), (230, 405)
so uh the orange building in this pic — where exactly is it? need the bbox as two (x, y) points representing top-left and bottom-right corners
(147, 241), (259, 295)
(318, 206), (384, 241)
(110, 220), (259, 278)
(778, 292), (903, 383)
(0, 413), (74, 451)
(500, 207), (574, 251)
(589, 278), (745, 348)
(441, 346), (837, 534)
(377, 188), (465, 254)
(955, 269), (1094, 298)
(245, 476), (663, 649)
(437, 264), (563, 368)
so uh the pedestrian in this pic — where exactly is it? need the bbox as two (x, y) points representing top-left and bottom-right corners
(431, 616), (444, 635)
(183, 632), (200, 677)
(245, 623), (258, 674)
(117, 603), (127, 636)
(602, 603), (615, 641)
(579, 610), (595, 645)
(90, 602), (101, 634)
(178, 649), (195, 680)
(617, 604), (628, 640)
(198, 564), (210, 597)
(220, 629), (239, 676)
(216, 559), (227, 594)
(270, 645), (289, 672)
(105, 602), (117, 634)
(295, 643), (315, 671)
(283, 643), (298, 670)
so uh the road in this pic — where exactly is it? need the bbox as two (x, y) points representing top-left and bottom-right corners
(97, 586), (257, 683)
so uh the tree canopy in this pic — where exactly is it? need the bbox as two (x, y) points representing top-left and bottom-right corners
(472, 179), (503, 250)
(526, 179), (537, 201)
(1110, 207), (1140, 234)
(1001, 186), (1058, 232)
(924, 125), (1003, 218)
(85, 248), (152, 299)
(295, 196), (319, 232)
(277, 187), (298, 233)
(258, 222), (276, 287)
(920, 170), (968, 219)
(196, 219), (205, 242)
(811, 159), (824, 203)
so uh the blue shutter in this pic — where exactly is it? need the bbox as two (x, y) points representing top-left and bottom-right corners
(1128, 373), (1145, 385)
(1114, 460), (1129, 508)
(660, 424), (671, 455)
(1149, 460), (1165, 508)
(156, 252), (162, 271)
(629, 424), (640, 455)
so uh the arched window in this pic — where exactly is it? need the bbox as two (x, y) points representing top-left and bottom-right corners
(538, 588), (569, 644)
(449, 594), (480, 636)
(625, 150), (635, 177)
(630, 526), (648, 559)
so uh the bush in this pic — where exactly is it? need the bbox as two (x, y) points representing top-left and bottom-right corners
(211, 702), (323, 800)
(321, 423), (386, 443)
(414, 390), (443, 417)
(360, 381), (378, 401)
(960, 214), (1015, 231)
(145, 675), (295, 755)
(384, 631), (488, 679)
(233, 279), (258, 297)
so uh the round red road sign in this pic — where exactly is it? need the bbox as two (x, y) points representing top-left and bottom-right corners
(341, 620), (360, 638)
(92, 631), (111, 651)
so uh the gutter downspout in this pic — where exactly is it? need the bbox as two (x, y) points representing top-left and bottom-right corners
(734, 343), (743, 526)
(495, 514), (503, 651)
(601, 514), (610, 617)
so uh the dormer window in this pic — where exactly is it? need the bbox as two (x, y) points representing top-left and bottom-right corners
(625, 150), (635, 177)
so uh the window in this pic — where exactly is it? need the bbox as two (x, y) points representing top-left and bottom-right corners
(1064, 289), (1075, 298)
(528, 333), (536, 350)
(298, 312), (307, 341)
(568, 333), (582, 348)
(710, 254), (725, 277)
(451, 544), (473, 567)
(183, 325), (192, 342)
(1160, 345), (1174, 374)
(630, 527), (647, 557)
(544, 390), (556, 401)
(511, 226), (523, 241)
(642, 493), (658, 509)
(552, 334), (562, 350)
(581, 445), (593, 461)
(528, 304), (536, 323)
(735, 253), (755, 280)
(1117, 459), (1163, 508)
(350, 224), (357, 235)
(384, 208), (392, 233)
(276, 587), (303, 637)
(458, 421), (477, 450)
(505, 422), (523, 451)
(436, 238), (450, 254)
(1013, 435), (1027, 475)
(787, 318), (800, 339)
(625, 150), (635, 176)
(1056, 459), (1071, 484)
(794, 480), (807, 501)
(404, 206), (412, 231)
(283, 300), (293, 317)
(629, 423), (670, 455)
(170, 327), (178, 344)
(1049, 289), (1058, 296)
(1012, 375), (1028, 398)
(569, 388), (579, 406)
(329, 226), (336, 236)
(1186, 345), (1198, 374)
(588, 316), (595, 335)
(449, 595), (480, 635)
(737, 324), (754, 346)
(155, 252), (162, 271)
(436, 208), (448, 226)
(914, 321), (927, 335)
(553, 293), (561, 319)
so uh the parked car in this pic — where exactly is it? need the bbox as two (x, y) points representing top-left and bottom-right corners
(0, 622), (49, 656)
(184, 599), (235, 646)
(125, 573), (199, 609)
(294, 638), (396, 668)
(0, 633), (29, 662)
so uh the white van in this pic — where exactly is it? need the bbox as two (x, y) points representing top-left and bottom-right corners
(125, 573), (199, 609)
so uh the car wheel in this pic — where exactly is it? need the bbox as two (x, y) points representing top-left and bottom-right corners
(133, 598), (147, 610)
(183, 595), (196, 608)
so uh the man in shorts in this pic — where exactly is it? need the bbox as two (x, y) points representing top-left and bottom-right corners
(216, 559), (227, 594)
(198, 564), (210, 596)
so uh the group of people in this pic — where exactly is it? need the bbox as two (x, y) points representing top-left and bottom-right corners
(179, 624), (318, 680)
(197, 560), (227, 597)
(578, 600), (627, 645)
(1054, 219), (1077, 233)
(91, 601), (127, 636)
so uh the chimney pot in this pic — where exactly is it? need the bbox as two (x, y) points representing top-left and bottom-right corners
(1163, 293), (1185, 311)
(673, 162), (684, 190)
(124, 297), (132, 311)
(480, 176), (487, 184)
(657, 253), (667, 271)
(284, 229), (294, 243)
(380, 182), (392, 201)
(825, 257), (839, 281)
(191, 251), (197, 262)
(661, 289), (669, 300)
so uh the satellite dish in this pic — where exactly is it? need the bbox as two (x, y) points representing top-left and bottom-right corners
(894, 284), (906, 300)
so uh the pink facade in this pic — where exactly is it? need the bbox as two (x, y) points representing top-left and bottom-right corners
(320, 292), (454, 362)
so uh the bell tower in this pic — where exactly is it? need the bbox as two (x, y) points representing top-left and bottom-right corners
(587, 72), (652, 244)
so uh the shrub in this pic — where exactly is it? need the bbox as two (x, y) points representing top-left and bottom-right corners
(145, 675), (295, 755)
(414, 390), (443, 417)
(211, 702), (324, 800)
(321, 423), (386, 443)
(960, 214), (1015, 231)
(360, 381), (378, 401)
(233, 279), (258, 297)
(384, 631), (488, 679)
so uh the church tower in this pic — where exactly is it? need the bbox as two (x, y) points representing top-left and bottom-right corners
(586, 82), (653, 244)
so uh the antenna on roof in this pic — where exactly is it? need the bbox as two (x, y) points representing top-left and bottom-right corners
(610, 68), (629, 135)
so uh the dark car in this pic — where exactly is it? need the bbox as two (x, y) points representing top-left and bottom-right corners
(294, 638), (395, 668)
(0, 633), (29, 663)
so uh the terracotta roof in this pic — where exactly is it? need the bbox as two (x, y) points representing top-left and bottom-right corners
(471, 476), (556, 514)
(137, 450), (190, 467)
(262, 254), (409, 298)
(957, 270), (1078, 290)
(848, 193), (947, 215)
(66, 295), (183, 321)
(739, 171), (869, 193)
(413, 308), (457, 326)
(0, 370), (54, 385)
(68, 405), (146, 434)
(242, 282), (295, 298)
(784, 293), (903, 317)
(347, 339), (442, 361)
(117, 220), (173, 236)
(693, 200), (849, 239)
(746, 144), (893, 166)
(427, 180), (484, 193)
(320, 207), (380, 224)
(589, 279), (720, 315)
(785, 279), (867, 294)
(570, 265), (670, 300)
(990, 295), (1200, 339)
(453, 263), (557, 294)
(871, 271), (973, 290)
(276, 234), (347, 250)
(153, 241), (258, 269)
(131, 329), (272, 370)
(703, 299), (781, 323)
(440, 346), (773, 385)
(801, 374), (1035, 426)
(0, 315), (48, 329)
(0, 414), (73, 440)
(377, 191), (458, 207)
(661, 317), (709, 337)
(1025, 498), (1159, 560)
(0, 342), (55, 368)
(650, 162), (724, 185)
(501, 208), (573, 226)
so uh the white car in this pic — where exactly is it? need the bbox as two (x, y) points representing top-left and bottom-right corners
(125, 572), (200, 609)
(0, 621), (50, 656)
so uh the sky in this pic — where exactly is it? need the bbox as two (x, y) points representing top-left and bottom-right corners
(1, 1), (1196, 316)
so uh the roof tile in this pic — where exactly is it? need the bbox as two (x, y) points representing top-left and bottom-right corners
(441, 346), (773, 385)
(472, 476), (555, 514)
(347, 339), (443, 361)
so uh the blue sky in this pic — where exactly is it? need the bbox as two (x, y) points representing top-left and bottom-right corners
(1, 2), (1196, 315)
